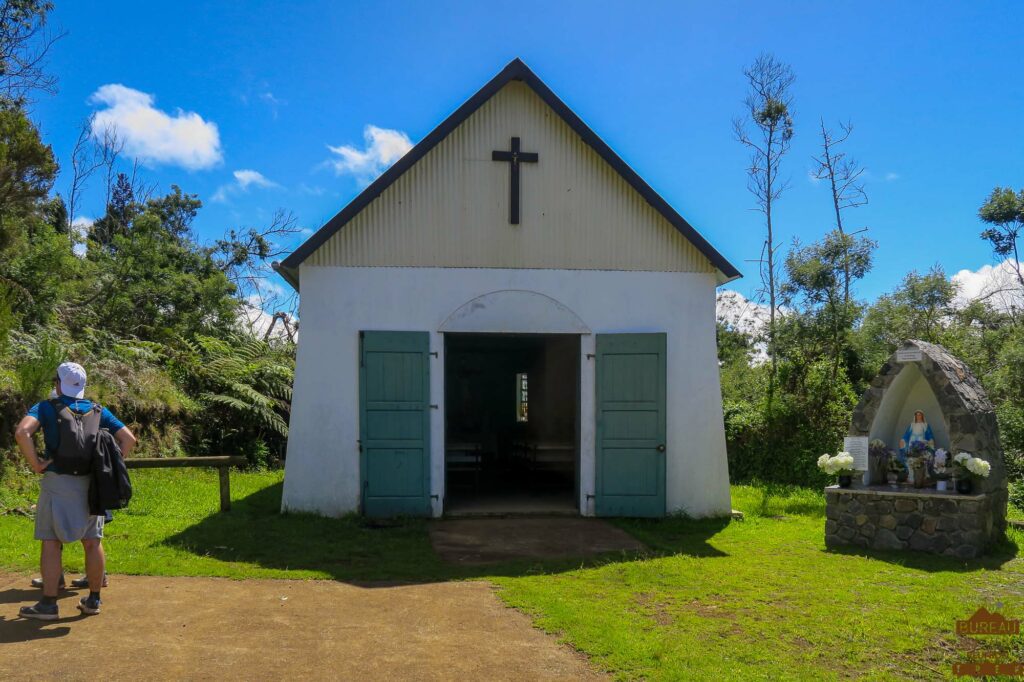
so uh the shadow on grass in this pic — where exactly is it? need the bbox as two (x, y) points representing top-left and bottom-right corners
(163, 482), (732, 584)
(612, 516), (731, 558)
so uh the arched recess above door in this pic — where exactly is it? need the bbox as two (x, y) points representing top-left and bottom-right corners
(439, 289), (591, 334)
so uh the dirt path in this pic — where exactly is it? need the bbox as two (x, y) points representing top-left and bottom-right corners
(0, 573), (603, 681)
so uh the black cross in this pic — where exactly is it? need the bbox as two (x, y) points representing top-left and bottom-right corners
(491, 136), (538, 224)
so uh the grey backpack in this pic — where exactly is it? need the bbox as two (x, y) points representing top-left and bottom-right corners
(49, 398), (102, 476)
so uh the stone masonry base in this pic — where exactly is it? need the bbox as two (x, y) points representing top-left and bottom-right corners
(824, 486), (995, 559)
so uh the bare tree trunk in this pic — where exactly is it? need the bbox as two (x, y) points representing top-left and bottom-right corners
(765, 135), (778, 402)
(734, 53), (796, 412)
(822, 124), (850, 306)
(65, 118), (123, 247)
(813, 120), (867, 308)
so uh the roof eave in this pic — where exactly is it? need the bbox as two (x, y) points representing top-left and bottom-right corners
(272, 260), (300, 292)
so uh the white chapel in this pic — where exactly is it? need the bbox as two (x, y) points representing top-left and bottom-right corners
(275, 59), (741, 519)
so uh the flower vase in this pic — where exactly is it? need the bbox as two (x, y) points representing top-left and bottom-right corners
(955, 477), (973, 495)
(886, 472), (899, 489)
(837, 475), (852, 488)
(912, 467), (927, 489)
(869, 455), (887, 485)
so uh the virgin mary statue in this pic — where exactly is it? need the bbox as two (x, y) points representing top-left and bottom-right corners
(899, 410), (934, 455)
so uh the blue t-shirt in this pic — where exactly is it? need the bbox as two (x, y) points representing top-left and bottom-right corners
(27, 396), (125, 474)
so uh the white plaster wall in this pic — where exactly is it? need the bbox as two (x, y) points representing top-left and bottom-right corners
(281, 266), (732, 519)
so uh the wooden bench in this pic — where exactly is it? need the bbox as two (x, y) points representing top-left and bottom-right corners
(125, 456), (247, 512)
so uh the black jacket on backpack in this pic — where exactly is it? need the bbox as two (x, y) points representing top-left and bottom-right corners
(89, 428), (133, 515)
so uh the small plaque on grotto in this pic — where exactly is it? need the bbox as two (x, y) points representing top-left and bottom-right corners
(843, 436), (869, 471)
(896, 348), (923, 362)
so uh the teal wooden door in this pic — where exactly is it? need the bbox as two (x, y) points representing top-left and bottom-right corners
(595, 333), (667, 517)
(359, 331), (431, 517)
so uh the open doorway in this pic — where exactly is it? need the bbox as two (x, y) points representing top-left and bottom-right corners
(444, 333), (580, 515)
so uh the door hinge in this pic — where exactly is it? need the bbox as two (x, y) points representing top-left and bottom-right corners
(357, 440), (363, 452)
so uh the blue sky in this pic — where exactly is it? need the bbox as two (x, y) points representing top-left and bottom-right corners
(32, 1), (1024, 305)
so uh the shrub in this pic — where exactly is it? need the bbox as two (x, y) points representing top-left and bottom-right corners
(1009, 480), (1024, 513)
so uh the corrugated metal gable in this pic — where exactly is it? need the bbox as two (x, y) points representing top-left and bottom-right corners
(308, 81), (714, 273)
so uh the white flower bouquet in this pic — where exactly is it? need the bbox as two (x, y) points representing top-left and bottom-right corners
(952, 452), (991, 479)
(817, 452), (856, 477)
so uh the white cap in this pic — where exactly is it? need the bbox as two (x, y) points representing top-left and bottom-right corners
(57, 362), (87, 399)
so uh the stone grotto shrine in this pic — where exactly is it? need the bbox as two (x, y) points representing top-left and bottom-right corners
(825, 340), (1008, 558)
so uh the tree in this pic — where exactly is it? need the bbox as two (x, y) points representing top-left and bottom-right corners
(978, 186), (1024, 290)
(212, 208), (303, 337)
(0, 1), (61, 104)
(859, 267), (958, 359)
(0, 104), (56, 243)
(734, 53), (795, 406)
(811, 120), (867, 305)
(0, 104), (66, 327)
(89, 172), (137, 248)
(782, 230), (875, 381)
(80, 187), (239, 342)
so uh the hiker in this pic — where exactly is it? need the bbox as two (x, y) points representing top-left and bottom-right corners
(14, 362), (137, 620)
(28, 387), (113, 592)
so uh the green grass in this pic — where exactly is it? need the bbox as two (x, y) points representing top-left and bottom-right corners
(2, 471), (1022, 679)
(0, 469), (454, 581)
(0, 468), (604, 582)
(497, 486), (1024, 679)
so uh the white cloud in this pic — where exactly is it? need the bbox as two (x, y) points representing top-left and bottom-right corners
(807, 169), (822, 185)
(211, 169), (279, 203)
(261, 280), (286, 299)
(71, 216), (93, 258)
(298, 183), (326, 196)
(327, 125), (412, 184)
(952, 259), (1024, 313)
(884, 172), (900, 182)
(259, 91), (282, 106)
(235, 169), (275, 190)
(89, 84), (222, 170)
(259, 91), (284, 119)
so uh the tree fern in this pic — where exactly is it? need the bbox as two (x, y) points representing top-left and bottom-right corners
(186, 333), (294, 461)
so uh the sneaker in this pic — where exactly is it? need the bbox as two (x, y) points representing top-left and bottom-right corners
(30, 574), (66, 589)
(19, 601), (59, 621)
(77, 595), (101, 615)
(70, 574), (108, 589)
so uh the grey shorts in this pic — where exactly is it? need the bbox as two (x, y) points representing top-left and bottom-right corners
(34, 472), (104, 543)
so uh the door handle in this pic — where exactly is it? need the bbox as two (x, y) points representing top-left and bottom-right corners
(657, 444), (666, 452)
